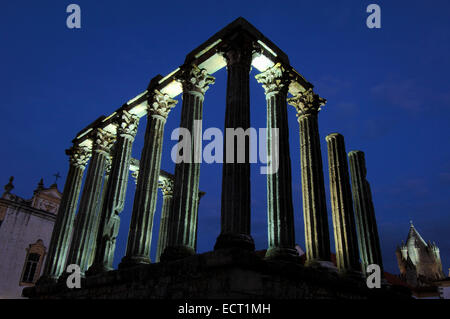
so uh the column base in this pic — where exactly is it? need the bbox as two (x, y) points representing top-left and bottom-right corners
(85, 263), (113, 277)
(160, 245), (195, 262)
(264, 247), (299, 261)
(214, 233), (255, 251)
(118, 255), (151, 269)
(338, 269), (365, 280)
(35, 275), (58, 286)
(305, 259), (339, 272)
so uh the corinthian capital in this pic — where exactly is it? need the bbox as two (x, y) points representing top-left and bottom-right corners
(116, 110), (139, 138)
(158, 178), (174, 197)
(287, 88), (327, 119)
(255, 63), (289, 95)
(179, 65), (215, 95)
(148, 90), (178, 119)
(91, 128), (116, 154)
(67, 145), (91, 168)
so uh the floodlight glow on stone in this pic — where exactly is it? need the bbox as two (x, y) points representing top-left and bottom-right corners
(159, 68), (181, 85)
(195, 39), (222, 59)
(129, 101), (148, 118)
(252, 54), (275, 72)
(198, 53), (227, 75)
(103, 123), (117, 135)
(127, 91), (147, 105)
(257, 40), (278, 57)
(161, 80), (183, 98)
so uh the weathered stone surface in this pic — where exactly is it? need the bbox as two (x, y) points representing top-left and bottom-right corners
(39, 145), (90, 283)
(326, 133), (360, 273)
(87, 155), (112, 268)
(288, 89), (331, 264)
(23, 249), (411, 299)
(348, 150), (383, 274)
(156, 178), (174, 262)
(66, 128), (115, 275)
(215, 35), (255, 252)
(120, 89), (176, 268)
(256, 64), (297, 260)
(162, 65), (214, 261)
(193, 191), (205, 252)
(88, 111), (139, 275)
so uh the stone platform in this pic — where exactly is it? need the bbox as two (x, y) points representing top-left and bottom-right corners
(23, 249), (411, 299)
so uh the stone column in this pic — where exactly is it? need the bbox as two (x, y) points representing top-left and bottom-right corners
(66, 128), (115, 274)
(255, 64), (297, 259)
(87, 156), (112, 267)
(193, 191), (205, 252)
(287, 88), (331, 264)
(326, 133), (360, 272)
(39, 145), (91, 283)
(88, 111), (139, 274)
(120, 90), (177, 267)
(348, 150), (383, 274)
(155, 178), (174, 262)
(214, 35), (255, 251)
(162, 65), (214, 261)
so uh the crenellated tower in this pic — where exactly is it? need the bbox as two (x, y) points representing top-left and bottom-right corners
(396, 222), (445, 286)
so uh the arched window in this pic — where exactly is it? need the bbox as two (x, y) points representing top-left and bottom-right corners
(20, 239), (46, 286)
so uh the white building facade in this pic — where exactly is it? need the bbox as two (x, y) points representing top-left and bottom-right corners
(0, 177), (61, 298)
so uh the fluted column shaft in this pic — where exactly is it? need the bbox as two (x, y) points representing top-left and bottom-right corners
(88, 111), (139, 274)
(120, 90), (176, 267)
(288, 89), (331, 264)
(193, 191), (205, 252)
(155, 179), (174, 262)
(326, 133), (360, 272)
(162, 65), (214, 260)
(66, 129), (115, 274)
(256, 64), (296, 259)
(348, 150), (383, 273)
(87, 157), (112, 268)
(39, 145), (90, 282)
(215, 36), (255, 251)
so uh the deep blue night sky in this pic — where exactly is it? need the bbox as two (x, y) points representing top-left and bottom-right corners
(1, 0), (449, 275)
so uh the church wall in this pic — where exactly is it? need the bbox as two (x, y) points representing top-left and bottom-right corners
(0, 203), (55, 299)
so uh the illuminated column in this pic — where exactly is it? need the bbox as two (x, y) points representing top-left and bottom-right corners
(326, 133), (360, 272)
(215, 35), (255, 251)
(39, 145), (91, 283)
(348, 150), (383, 274)
(255, 64), (297, 259)
(120, 90), (177, 267)
(87, 156), (112, 267)
(288, 89), (331, 264)
(88, 111), (139, 274)
(162, 65), (214, 261)
(66, 128), (115, 274)
(155, 178), (174, 262)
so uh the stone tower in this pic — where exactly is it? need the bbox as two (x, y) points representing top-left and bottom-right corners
(396, 222), (445, 287)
